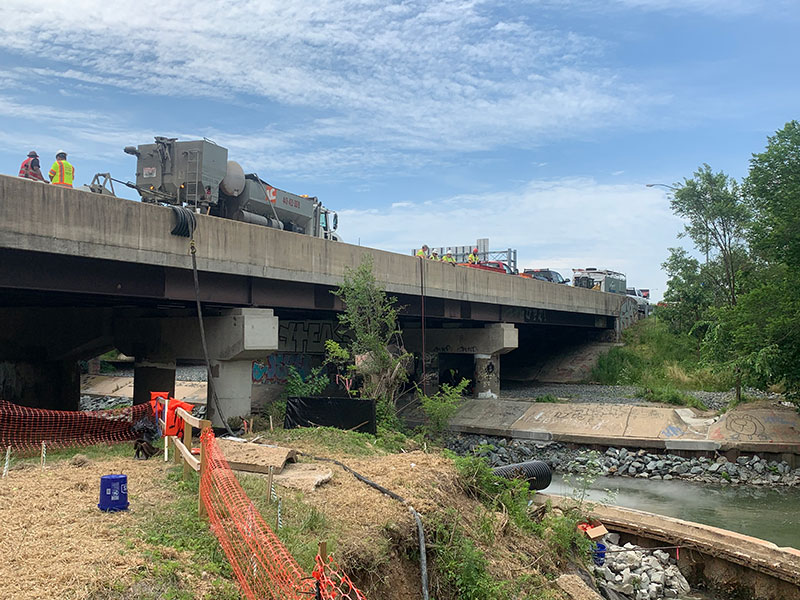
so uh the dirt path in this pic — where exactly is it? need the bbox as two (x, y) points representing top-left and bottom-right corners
(0, 451), (175, 600)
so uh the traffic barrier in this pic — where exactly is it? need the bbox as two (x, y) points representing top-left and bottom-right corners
(199, 428), (367, 600)
(0, 398), (151, 454)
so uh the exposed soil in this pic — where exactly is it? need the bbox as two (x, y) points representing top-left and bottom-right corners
(277, 447), (573, 600)
(0, 450), (178, 599)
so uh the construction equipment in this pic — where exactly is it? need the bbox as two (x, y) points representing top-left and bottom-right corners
(117, 137), (340, 240)
(572, 268), (627, 294)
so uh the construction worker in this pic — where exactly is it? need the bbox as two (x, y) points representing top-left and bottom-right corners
(430, 250), (440, 261)
(467, 247), (480, 264)
(18, 151), (47, 182)
(415, 244), (429, 258)
(442, 249), (456, 264)
(48, 150), (75, 187)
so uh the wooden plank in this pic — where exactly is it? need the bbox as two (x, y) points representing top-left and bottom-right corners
(174, 438), (200, 471)
(175, 406), (211, 430)
(216, 439), (297, 474)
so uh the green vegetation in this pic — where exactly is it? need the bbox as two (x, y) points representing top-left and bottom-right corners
(534, 394), (559, 403)
(418, 378), (470, 439)
(655, 121), (800, 398)
(325, 255), (412, 426)
(591, 318), (730, 393)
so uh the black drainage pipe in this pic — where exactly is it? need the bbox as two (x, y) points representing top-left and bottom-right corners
(492, 460), (552, 490)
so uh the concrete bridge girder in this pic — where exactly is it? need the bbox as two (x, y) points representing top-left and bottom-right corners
(405, 323), (518, 398)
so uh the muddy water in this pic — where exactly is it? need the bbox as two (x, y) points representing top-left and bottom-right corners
(548, 474), (800, 550)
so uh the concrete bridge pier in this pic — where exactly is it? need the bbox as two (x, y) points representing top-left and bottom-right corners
(132, 358), (177, 406)
(0, 359), (81, 410)
(405, 323), (518, 398)
(116, 308), (279, 428)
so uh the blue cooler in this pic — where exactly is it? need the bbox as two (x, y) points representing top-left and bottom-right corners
(98, 474), (129, 512)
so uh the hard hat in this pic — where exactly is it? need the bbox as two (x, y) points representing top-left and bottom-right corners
(56, 149), (67, 157)
(473, 248), (478, 253)
(27, 150), (38, 158)
(446, 249), (453, 254)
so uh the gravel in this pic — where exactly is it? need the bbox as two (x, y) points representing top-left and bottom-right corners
(501, 382), (783, 413)
(446, 433), (800, 488)
(97, 365), (208, 381)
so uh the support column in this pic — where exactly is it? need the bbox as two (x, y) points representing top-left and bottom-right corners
(0, 360), (80, 410)
(133, 358), (176, 405)
(473, 352), (500, 399)
(206, 360), (254, 428)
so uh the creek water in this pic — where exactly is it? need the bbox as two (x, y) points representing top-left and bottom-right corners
(548, 474), (800, 550)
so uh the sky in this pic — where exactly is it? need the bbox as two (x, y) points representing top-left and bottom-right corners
(1, 1), (798, 301)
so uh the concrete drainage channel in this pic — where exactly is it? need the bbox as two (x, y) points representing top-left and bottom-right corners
(448, 433), (800, 600)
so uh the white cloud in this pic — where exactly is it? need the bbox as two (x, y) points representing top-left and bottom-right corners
(0, 0), (651, 161)
(338, 177), (684, 301)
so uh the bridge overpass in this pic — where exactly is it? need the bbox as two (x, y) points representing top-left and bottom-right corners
(0, 175), (633, 425)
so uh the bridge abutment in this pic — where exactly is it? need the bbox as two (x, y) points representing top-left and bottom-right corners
(0, 359), (80, 410)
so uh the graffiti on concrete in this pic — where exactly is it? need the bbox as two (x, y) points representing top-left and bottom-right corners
(660, 424), (685, 438)
(252, 354), (313, 384)
(618, 296), (639, 331)
(504, 307), (547, 323)
(278, 320), (348, 353)
(725, 413), (766, 439)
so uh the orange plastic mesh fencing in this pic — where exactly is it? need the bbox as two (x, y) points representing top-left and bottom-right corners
(199, 428), (368, 600)
(0, 398), (153, 454)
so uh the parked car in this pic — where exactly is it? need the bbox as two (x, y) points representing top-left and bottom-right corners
(626, 287), (651, 316)
(522, 268), (570, 284)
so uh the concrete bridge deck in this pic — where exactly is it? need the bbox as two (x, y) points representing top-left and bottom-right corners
(0, 174), (626, 326)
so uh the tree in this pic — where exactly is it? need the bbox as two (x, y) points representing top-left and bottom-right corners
(660, 248), (712, 334)
(670, 165), (751, 306)
(745, 120), (800, 268)
(326, 255), (412, 423)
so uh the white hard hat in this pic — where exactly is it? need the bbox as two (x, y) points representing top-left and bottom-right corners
(56, 149), (67, 157)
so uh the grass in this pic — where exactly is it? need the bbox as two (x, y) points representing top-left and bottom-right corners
(534, 394), (559, 403)
(591, 318), (732, 393)
(635, 386), (708, 411)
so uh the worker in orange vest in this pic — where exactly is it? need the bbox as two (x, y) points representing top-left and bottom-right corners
(19, 150), (47, 182)
(48, 150), (75, 187)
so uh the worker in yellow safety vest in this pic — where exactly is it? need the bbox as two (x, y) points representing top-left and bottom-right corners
(430, 250), (440, 261)
(415, 244), (429, 258)
(442, 249), (456, 264)
(467, 248), (480, 264)
(48, 150), (75, 187)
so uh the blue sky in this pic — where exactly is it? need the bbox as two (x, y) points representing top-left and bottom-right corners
(1, 0), (798, 301)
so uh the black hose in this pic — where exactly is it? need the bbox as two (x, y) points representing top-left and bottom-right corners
(190, 241), (235, 437)
(171, 206), (197, 237)
(305, 453), (429, 600)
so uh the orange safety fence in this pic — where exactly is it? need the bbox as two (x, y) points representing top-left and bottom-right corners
(199, 428), (367, 600)
(0, 398), (152, 454)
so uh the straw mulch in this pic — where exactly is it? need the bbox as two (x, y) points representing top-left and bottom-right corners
(0, 451), (176, 600)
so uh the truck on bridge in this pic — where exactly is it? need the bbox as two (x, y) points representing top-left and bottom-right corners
(92, 136), (341, 240)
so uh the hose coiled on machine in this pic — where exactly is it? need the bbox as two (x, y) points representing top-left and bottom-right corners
(170, 206), (197, 237)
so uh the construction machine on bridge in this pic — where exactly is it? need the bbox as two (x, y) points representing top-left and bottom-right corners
(88, 136), (340, 240)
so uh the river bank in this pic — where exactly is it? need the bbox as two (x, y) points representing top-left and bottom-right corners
(447, 434), (800, 487)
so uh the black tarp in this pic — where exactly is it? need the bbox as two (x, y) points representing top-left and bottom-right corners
(284, 397), (377, 435)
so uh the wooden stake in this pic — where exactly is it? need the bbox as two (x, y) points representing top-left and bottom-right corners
(163, 398), (170, 462)
(198, 424), (209, 518)
(318, 540), (327, 561)
(40, 441), (46, 470)
(3, 445), (11, 478)
(182, 418), (192, 480)
(269, 415), (274, 432)
(267, 466), (274, 504)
